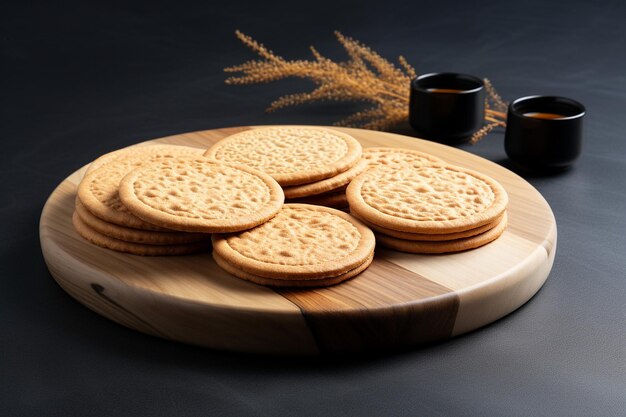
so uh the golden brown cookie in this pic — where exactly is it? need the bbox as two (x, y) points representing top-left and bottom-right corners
(347, 164), (508, 234)
(282, 158), (369, 199)
(78, 145), (205, 230)
(204, 126), (362, 186)
(86, 143), (204, 175)
(75, 197), (209, 245)
(72, 212), (210, 256)
(362, 147), (444, 168)
(375, 212), (508, 254)
(213, 251), (373, 287)
(351, 210), (505, 241)
(119, 156), (284, 233)
(212, 204), (375, 279)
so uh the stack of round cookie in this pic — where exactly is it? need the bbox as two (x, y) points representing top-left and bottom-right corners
(72, 136), (377, 288)
(75, 145), (212, 255)
(347, 163), (509, 254)
(71, 126), (509, 287)
(204, 126), (365, 210)
(212, 204), (376, 287)
(74, 145), (285, 256)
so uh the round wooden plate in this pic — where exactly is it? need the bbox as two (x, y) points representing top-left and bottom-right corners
(40, 126), (556, 355)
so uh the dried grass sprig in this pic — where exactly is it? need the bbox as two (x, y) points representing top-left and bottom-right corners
(225, 31), (507, 140)
(484, 78), (508, 113)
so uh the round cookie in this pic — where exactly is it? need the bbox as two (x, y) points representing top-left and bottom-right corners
(213, 252), (373, 287)
(204, 126), (362, 186)
(347, 164), (508, 234)
(282, 158), (369, 199)
(351, 210), (505, 241)
(211, 204), (375, 279)
(86, 143), (204, 175)
(86, 148), (128, 175)
(75, 197), (209, 245)
(72, 212), (210, 256)
(375, 212), (508, 254)
(78, 145), (205, 230)
(362, 147), (444, 168)
(119, 156), (284, 233)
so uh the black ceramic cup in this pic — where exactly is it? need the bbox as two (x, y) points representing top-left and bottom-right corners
(409, 73), (485, 142)
(504, 96), (585, 171)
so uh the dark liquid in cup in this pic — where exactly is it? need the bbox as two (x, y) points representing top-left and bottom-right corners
(427, 88), (466, 93)
(523, 112), (566, 120)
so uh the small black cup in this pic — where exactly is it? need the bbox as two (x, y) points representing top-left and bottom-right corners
(409, 73), (485, 142)
(504, 96), (585, 171)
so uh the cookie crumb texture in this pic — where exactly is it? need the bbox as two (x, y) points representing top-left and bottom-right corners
(205, 127), (362, 185)
(80, 145), (205, 230)
(226, 206), (361, 266)
(87, 147), (205, 214)
(362, 147), (444, 168)
(362, 165), (496, 222)
(210, 127), (350, 174)
(128, 158), (275, 220)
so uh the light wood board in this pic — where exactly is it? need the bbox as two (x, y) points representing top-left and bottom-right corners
(39, 126), (556, 355)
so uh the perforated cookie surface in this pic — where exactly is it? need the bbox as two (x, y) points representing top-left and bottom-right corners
(347, 164), (508, 234)
(85, 143), (193, 175)
(362, 147), (445, 168)
(204, 126), (362, 186)
(119, 156), (284, 233)
(78, 145), (205, 230)
(212, 204), (375, 279)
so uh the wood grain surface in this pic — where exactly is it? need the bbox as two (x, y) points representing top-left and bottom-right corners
(39, 126), (557, 355)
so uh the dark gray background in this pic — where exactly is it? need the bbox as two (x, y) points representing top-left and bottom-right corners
(2, 0), (625, 416)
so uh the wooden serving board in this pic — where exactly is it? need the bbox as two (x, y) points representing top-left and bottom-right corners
(40, 126), (556, 355)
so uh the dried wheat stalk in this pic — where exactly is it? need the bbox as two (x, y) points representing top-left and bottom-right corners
(225, 31), (507, 142)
